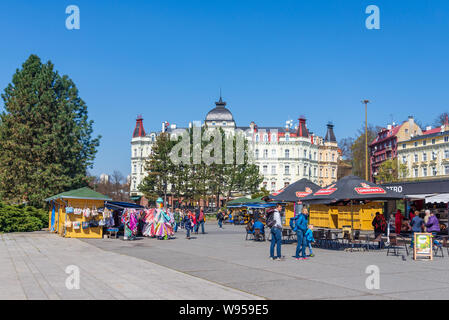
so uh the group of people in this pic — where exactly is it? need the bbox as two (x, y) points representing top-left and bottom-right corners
(121, 198), (207, 240)
(268, 204), (315, 261)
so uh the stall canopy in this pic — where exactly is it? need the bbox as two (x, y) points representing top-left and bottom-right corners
(226, 196), (274, 208)
(105, 201), (144, 209)
(268, 178), (321, 202)
(45, 187), (111, 202)
(302, 175), (405, 204)
(425, 194), (449, 204)
(381, 179), (449, 199)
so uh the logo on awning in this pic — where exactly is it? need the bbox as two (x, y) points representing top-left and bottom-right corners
(315, 185), (337, 196)
(355, 183), (386, 195)
(296, 187), (313, 198)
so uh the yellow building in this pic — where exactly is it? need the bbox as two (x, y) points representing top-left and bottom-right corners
(398, 122), (449, 180)
(318, 124), (339, 187)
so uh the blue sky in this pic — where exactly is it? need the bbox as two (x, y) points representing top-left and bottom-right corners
(1, 0), (448, 177)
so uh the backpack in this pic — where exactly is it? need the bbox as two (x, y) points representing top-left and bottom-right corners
(265, 209), (276, 228)
(289, 215), (299, 231)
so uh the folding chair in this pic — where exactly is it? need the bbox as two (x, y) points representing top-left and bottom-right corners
(433, 235), (444, 258)
(387, 234), (408, 256)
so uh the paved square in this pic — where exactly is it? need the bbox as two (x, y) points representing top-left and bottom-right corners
(2, 223), (449, 299)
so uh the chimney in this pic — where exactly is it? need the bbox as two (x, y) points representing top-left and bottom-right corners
(408, 116), (414, 128)
(297, 116), (309, 138)
(387, 124), (392, 130)
(133, 115), (146, 138)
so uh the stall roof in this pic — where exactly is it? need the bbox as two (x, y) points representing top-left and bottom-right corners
(105, 201), (144, 209)
(45, 187), (112, 201)
(425, 193), (449, 203)
(381, 179), (449, 196)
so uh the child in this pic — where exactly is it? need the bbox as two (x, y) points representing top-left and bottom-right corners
(305, 224), (315, 257)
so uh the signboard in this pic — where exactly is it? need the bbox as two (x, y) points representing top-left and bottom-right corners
(413, 233), (433, 261)
(295, 187), (313, 198)
(354, 187), (386, 195)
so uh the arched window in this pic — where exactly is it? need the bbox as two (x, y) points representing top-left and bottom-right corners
(285, 149), (290, 159)
(255, 149), (259, 159)
(263, 149), (268, 159)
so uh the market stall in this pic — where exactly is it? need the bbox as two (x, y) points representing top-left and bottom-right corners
(45, 187), (111, 239)
(302, 176), (405, 236)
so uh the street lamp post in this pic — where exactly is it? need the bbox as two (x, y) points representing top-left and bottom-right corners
(362, 100), (370, 181)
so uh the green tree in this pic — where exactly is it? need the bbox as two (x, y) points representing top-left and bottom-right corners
(0, 55), (100, 207)
(350, 125), (380, 179)
(138, 132), (176, 205)
(376, 159), (408, 183)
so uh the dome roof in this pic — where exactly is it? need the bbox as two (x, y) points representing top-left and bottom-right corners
(205, 97), (234, 122)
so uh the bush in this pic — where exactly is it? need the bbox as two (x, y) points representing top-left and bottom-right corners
(0, 202), (48, 233)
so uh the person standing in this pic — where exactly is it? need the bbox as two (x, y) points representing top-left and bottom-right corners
(372, 212), (386, 249)
(183, 211), (194, 239)
(410, 212), (425, 248)
(425, 210), (440, 234)
(294, 208), (309, 260)
(269, 204), (284, 261)
(395, 209), (403, 235)
(196, 207), (205, 234)
(173, 208), (180, 233)
(305, 224), (315, 257)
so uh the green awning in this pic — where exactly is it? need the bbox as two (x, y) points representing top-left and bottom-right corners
(45, 187), (112, 202)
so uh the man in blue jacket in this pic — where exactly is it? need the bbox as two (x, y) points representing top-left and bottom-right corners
(293, 208), (309, 260)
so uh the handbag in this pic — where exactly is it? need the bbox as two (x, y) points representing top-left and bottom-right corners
(65, 207), (74, 214)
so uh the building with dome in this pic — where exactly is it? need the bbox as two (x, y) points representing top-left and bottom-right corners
(130, 97), (339, 203)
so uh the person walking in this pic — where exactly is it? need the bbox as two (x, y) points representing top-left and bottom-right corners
(305, 224), (315, 257)
(269, 204), (284, 261)
(183, 211), (194, 239)
(395, 209), (403, 235)
(216, 210), (224, 229)
(293, 208), (309, 260)
(173, 208), (180, 233)
(196, 207), (205, 234)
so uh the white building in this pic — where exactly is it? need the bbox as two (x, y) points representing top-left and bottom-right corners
(130, 97), (337, 198)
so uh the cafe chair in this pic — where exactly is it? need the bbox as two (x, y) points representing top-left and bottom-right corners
(433, 237), (444, 258)
(387, 234), (408, 256)
(245, 229), (254, 241)
(254, 228), (265, 241)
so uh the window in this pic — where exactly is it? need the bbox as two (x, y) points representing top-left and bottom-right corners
(271, 182), (276, 190)
(284, 182), (290, 188)
(423, 140), (427, 146)
(212, 122), (216, 126)
(445, 136), (449, 142)
(414, 168), (419, 177)
(304, 150), (307, 158)
(432, 167), (437, 176)
(271, 133), (276, 141)
(304, 165), (307, 175)
(331, 153), (335, 161)
(255, 135), (259, 142)
(414, 142), (418, 147)
(320, 168), (323, 177)
(271, 165), (276, 174)
(402, 144), (406, 149)
(133, 149), (137, 157)
(263, 165), (268, 174)
(445, 165), (449, 175)
(423, 152), (427, 161)
(432, 139), (436, 145)
(423, 167), (428, 177)
(285, 134), (290, 141)
(320, 153), (322, 161)
(405, 129), (409, 134)
(285, 149), (290, 159)
(414, 154), (418, 162)
(402, 156), (407, 164)
(222, 122), (227, 126)
(326, 169), (328, 177)
(432, 151), (437, 160)
(285, 165), (290, 175)
(255, 149), (259, 158)
(263, 134), (268, 142)
(263, 181), (267, 188)
(314, 168), (317, 177)
(445, 150), (449, 159)
(263, 149), (268, 159)
(133, 164), (137, 173)
(271, 149), (276, 158)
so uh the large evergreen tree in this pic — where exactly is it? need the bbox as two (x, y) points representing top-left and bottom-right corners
(0, 55), (100, 206)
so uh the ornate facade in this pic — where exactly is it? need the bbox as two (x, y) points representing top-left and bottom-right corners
(130, 97), (338, 199)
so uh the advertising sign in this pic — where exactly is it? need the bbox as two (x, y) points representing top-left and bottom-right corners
(413, 233), (433, 261)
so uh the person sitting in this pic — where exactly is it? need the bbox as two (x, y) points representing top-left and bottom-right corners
(253, 219), (265, 240)
(401, 219), (411, 233)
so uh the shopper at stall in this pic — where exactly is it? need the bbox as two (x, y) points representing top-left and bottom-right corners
(410, 212), (425, 248)
(269, 204), (284, 261)
(395, 209), (403, 235)
(253, 218), (265, 239)
(293, 208), (309, 260)
(425, 210), (440, 234)
(372, 212), (386, 249)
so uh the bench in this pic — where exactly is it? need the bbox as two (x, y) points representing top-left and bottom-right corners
(106, 228), (119, 239)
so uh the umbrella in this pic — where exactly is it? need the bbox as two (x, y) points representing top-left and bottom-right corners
(269, 178), (321, 202)
(301, 176), (405, 238)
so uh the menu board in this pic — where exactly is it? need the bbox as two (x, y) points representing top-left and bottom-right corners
(413, 233), (433, 261)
